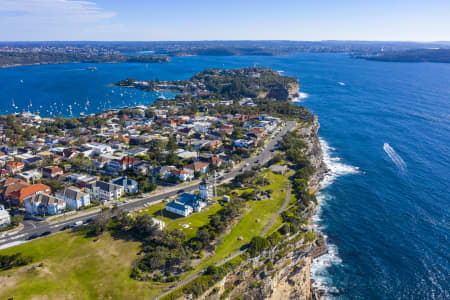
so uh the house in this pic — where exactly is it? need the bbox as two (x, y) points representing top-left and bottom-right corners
(1, 178), (29, 203)
(86, 181), (123, 202)
(219, 125), (233, 135)
(205, 140), (223, 150)
(176, 150), (198, 160)
(9, 184), (51, 207)
(108, 156), (136, 171)
(185, 161), (209, 174)
(210, 156), (223, 167)
(66, 173), (98, 187)
(42, 166), (64, 179)
(166, 169), (194, 182)
(234, 139), (253, 148)
(0, 204), (10, 227)
(6, 161), (24, 174)
(111, 177), (138, 194)
(17, 169), (42, 183)
(165, 181), (209, 217)
(165, 200), (193, 217)
(24, 193), (66, 216)
(55, 186), (90, 210)
(62, 149), (78, 160)
(124, 147), (147, 157)
(132, 160), (153, 175)
(154, 165), (176, 179)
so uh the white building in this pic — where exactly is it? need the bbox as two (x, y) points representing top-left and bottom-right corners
(55, 186), (91, 210)
(24, 194), (66, 216)
(0, 205), (11, 227)
(111, 177), (138, 194)
(86, 181), (123, 202)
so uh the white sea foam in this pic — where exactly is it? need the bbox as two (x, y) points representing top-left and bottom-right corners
(291, 92), (309, 103)
(383, 143), (407, 172)
(310, 138), (361, 298)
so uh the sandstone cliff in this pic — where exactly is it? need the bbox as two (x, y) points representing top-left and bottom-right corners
(194, 120), (328, 300)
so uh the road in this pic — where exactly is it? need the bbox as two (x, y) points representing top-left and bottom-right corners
(0, 121), (296, 250)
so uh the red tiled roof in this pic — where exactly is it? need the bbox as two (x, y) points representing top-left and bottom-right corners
(12, 184), (51, 201)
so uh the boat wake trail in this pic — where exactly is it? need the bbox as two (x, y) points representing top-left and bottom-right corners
(383, 143), (407, 172)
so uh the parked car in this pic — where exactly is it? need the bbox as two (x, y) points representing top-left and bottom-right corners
(40, 231), (51, 237)
(72, 221), (83, 228)
(60, 225), (70, 231)
(27, 234), (38, 240)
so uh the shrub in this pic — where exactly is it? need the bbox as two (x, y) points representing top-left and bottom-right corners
(248, 236), (270, 257)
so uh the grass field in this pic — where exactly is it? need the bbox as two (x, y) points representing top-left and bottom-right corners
(0, 230), (166, 300)
(168, 203), (222, 239)
(193, 171), (289, 271)
(0, 172), (291, 299)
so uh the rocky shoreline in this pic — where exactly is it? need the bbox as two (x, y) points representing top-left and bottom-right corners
(189, 118), (329, 300)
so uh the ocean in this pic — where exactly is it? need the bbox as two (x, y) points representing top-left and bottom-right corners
(1, 54), (449, 299)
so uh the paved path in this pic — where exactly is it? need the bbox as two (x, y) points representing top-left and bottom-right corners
(261, 182), (291, 237)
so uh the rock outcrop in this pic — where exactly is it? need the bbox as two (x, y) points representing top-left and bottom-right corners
(194, 120), (328, 300)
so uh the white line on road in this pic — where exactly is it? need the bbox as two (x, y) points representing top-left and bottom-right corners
(0, 240), (26, 250)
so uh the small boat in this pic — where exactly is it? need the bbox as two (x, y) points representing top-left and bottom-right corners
(88, 67), (97, 71)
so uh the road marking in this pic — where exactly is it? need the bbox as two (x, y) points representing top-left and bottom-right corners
(0, 240), (26, 250)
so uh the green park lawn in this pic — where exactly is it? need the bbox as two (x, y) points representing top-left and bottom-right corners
(0, 230), (167, 300)
(0, 171), (291, 299)
(194, 171), (289, 271)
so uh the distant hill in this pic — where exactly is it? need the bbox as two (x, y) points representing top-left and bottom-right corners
(360, 49), (450, 63)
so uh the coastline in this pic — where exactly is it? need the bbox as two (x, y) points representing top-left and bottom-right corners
(309, 138), (361, 298)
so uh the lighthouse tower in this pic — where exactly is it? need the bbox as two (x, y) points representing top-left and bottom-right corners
(199, 180), (211, 202)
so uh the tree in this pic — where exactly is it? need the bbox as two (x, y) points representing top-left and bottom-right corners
(248, 236), (270, 257)
(93, 208), (111, 235)
(10, 214), (23, 227)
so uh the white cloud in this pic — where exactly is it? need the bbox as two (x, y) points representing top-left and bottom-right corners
(0, 0), (116, 24)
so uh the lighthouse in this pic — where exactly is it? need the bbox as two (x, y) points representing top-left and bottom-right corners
(199, 179), (211, 202)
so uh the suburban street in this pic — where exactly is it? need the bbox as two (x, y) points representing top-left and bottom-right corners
(0, 121), (296, 250)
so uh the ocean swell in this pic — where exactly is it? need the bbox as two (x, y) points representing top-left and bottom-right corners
(311, 138), (361, 298)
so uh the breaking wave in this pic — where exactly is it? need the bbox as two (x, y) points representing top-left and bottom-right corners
(310, 138), (361, 298)
(383, 143), (407, 172)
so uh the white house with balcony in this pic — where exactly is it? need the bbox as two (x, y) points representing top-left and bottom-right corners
(86, 181), (123, 202)
(55, 186), (91, 210)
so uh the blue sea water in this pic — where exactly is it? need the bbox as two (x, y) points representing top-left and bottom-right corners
(1, 54), (449, 299)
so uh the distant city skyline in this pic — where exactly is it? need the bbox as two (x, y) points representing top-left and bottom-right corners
(0, 0), (449, 41)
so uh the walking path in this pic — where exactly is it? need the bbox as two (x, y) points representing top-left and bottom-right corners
(261, 182), (291, 236)
(153, 183), (293, 299)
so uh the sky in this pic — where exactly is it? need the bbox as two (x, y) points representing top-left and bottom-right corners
(0, 0), (449, 41)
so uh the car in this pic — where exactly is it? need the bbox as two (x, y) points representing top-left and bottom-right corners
(27, 234), (38, 240)
(40, 231), (51, 237)
(60, 225), (70, 231)
(72, 221), (83, 228)
(177, 189), (185, 194)
(84, 218), (93, 224)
